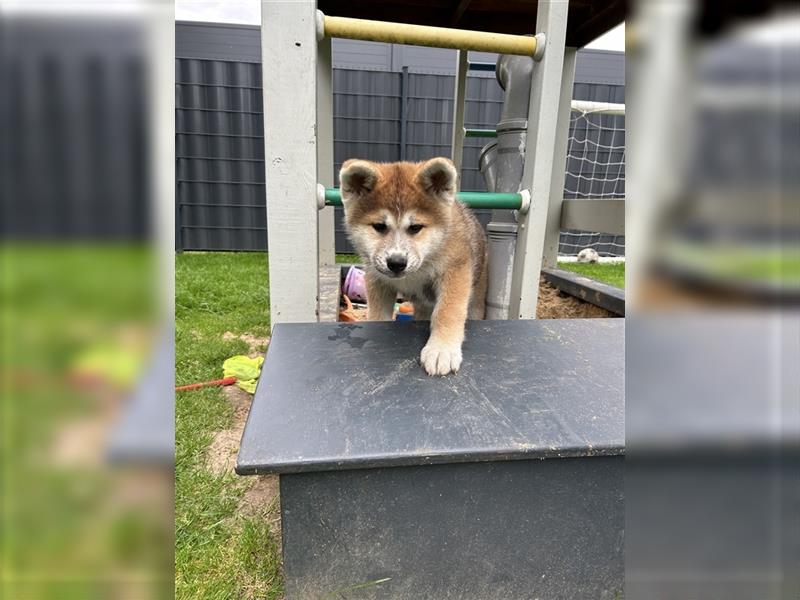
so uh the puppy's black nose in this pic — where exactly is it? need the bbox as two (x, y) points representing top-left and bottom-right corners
(387, 255), (407, 274)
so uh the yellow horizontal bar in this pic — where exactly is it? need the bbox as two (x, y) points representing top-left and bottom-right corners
(322, 14), (537, 57)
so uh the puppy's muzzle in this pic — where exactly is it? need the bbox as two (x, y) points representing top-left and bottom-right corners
(386, 254), (407, 275)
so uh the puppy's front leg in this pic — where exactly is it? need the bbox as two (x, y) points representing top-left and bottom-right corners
(366, 273), (396, 321)
(420, 262), (471, 375)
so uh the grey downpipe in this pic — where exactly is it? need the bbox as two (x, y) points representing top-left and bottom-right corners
(480, 54), (535, 319)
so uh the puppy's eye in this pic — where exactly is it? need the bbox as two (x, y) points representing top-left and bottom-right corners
(407, 224), (424, 235)
(372, 223), (388, 233)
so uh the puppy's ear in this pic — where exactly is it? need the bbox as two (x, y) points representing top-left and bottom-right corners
(339, 160), (379, 204)
(416, 157), (458, 203)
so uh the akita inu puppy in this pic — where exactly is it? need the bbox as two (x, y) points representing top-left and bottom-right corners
(339, 157), (488, 376)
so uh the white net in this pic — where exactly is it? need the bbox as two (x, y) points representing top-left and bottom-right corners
(559, 104), (626, 257)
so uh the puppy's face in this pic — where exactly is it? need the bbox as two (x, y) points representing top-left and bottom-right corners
(339, 158), (457, 279)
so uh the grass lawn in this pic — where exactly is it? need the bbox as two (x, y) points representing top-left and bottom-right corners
(175, 252), (282, 599)
(2, 245), (170, 598)
(663, 240), (800, 285)
(557, 261), (625, 289)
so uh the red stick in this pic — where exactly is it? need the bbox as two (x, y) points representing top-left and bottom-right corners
(175, 376), (237, 392)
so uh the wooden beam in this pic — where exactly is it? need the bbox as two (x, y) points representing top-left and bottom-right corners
(508, 0), (570, 319)
(542, 47), (578, 269)
(450, 0), (472, 26)
(450, 50), (468, 174)
(317, 35), (336, 267)
(263, 1), (319, 324)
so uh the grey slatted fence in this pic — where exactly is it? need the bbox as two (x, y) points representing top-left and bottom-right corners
(176, 58), (624, 255)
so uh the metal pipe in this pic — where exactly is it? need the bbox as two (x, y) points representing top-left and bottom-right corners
(482, 53), (538, 320)
(451, 51), (469, 173)
(464, 128), (498, 138)
(318, 12), (539, 57)
(456, 191), (526, 210)
(496, 54), (535, 123)
(321, 187), (525, 210)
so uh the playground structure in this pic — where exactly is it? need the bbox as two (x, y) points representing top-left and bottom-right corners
(262, 0), (625, 325)
(240, 1), (625, 597)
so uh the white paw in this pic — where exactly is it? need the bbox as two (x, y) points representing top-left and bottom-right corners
(420, 340), (462, 376)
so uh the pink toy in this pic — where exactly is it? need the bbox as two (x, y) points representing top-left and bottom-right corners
(343, 266), (367, 303)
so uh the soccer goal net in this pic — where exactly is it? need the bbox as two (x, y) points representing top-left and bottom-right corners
(560, 100), (625, 258)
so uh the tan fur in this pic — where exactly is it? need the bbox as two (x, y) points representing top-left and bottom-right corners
(340, 158), (488, 375)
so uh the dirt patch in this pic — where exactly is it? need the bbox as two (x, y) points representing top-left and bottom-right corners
(636, 274), (764, 309)
(48, 391), (121, 468)
(205, 385), (252, 476)
(350, 306), (369, 321)
(222, 331), (270, 357)
(49, 412), (111, 467)
(239, 475), (280, 520)
(223, 384), (253, 422)
(535, 278), (615, 319)
(206, 428), (242, 476)
(204, 385), (281, 537)
(339, 279), (615, 321)
(240, 474), (282, 558)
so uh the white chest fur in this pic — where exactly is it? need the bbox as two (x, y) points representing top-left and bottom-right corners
(371, 264), (439, 306)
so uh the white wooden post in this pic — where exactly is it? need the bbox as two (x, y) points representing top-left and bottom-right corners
(541, 46), (577, 269)
(147, 7), (174, 315)
(262, 0), (319, 324)
(627, 2), (694, 304)
(507, 0), (569, 319)
(450, 50), (468, 175)
(317, 34), (336, 267)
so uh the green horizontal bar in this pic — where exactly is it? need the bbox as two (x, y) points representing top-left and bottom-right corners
(324, 188), (341, 204)
(324, 188), (521, 210)
(464, 128), (497, 138)
(456, 191), (521, 209)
